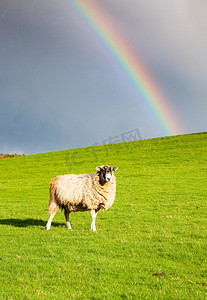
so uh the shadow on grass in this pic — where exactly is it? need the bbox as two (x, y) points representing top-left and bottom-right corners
(0, 218), (65, 228)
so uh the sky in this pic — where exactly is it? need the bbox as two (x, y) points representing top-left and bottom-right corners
(1, 0), (207, 154)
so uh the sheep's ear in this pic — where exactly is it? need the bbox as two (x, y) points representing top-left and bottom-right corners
(96, 166), (101, 172)
(113, 166), (118, 172)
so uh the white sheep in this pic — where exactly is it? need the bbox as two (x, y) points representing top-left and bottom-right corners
(46, 165), (118, 231)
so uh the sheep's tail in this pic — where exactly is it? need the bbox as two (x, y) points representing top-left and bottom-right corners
(48, 177), (59, 214)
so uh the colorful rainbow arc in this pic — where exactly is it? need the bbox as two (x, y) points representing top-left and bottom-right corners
(67, 0), (184, 136)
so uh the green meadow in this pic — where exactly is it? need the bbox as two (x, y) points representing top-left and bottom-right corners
(0, 132), (207, 299)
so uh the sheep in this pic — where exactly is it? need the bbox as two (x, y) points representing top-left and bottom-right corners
(45, 165), (118, 231)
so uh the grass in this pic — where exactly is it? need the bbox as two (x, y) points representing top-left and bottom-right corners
(0, 132), (207, 299)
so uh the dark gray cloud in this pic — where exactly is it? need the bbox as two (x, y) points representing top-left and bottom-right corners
(1, 0), (206, 154)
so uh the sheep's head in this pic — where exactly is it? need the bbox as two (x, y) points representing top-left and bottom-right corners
(96, 165), (118, 184)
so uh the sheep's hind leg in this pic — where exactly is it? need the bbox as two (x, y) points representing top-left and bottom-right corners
(90, 210), (98, 232)
(46, 205), (59, 230)
(64, 210), (72, 229)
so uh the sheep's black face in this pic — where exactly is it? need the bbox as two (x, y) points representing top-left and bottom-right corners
(96, 165), (118, 184)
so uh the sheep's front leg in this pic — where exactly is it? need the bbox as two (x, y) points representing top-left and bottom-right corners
(64, 210), (72, 229)
(90, 210), (98, 232)
(46, 206), (59, 230)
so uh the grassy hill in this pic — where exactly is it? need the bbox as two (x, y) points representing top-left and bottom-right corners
(0, 132), (206, 299)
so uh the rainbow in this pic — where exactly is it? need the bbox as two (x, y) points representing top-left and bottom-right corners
(66, 0), (184, 136)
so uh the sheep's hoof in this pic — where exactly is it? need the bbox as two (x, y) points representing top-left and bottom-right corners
(90, 227), (97, 232)
(66, 223), (72, 229)
(45, 225), (50, 230)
